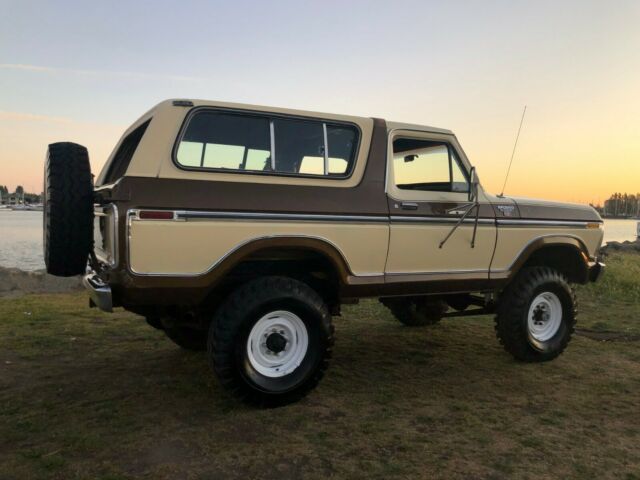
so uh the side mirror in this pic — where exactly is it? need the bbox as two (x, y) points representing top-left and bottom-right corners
(468, 166), (479, 202)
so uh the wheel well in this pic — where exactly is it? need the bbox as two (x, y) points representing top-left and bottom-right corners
(520, 245), (588, 284)
(214, 247), (345, 308)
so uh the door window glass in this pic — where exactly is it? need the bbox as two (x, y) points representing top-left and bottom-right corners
(392, 138), (468, 192)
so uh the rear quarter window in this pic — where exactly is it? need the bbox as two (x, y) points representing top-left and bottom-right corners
(103, 119), (151, 184)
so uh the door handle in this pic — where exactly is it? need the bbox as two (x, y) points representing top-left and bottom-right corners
(448, 210), (466, 215)
(401, 202), (418, 210)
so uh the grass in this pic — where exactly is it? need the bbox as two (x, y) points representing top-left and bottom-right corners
(579, 251), (640, 303)
(0, 253), (639, 479)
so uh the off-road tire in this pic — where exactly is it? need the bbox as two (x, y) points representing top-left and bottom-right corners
(495, 266), (576, 362)
(163, 326), (207, 351)
(208, 276), (333, 407)
(43, 142), (93, 277)
(381, 297), (447, 326)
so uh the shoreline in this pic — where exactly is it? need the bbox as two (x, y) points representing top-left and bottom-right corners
(600, 238), (640, 254)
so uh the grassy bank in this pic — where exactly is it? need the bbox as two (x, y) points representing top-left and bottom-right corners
(1, 254), (639, 479)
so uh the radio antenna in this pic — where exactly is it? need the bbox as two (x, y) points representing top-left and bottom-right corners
(499, 105), (527, 197)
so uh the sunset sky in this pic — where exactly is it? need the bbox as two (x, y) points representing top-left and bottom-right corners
(1, 0), (639, 204)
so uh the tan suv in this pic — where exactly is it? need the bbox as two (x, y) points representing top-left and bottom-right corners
(43, 99), (605, 406)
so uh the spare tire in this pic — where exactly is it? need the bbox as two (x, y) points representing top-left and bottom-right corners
(43, 142), (94, 277)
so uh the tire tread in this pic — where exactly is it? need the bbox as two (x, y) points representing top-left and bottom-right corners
(44, 142), (93, 277)
(494, 266), (577, 362)
(208, 276), (333, 407)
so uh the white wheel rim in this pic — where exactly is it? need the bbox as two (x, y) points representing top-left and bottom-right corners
(246, 310), (308, 378)
(527, 292), (563, 342)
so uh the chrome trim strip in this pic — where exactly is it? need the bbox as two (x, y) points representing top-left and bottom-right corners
(94, 177), (123, 192)
(143, 207), (594, 232)
(497, 219), (591, 228)
(269, 120), (276, 170)
(175, 210), (389, 223)
(322, 123), (329, 175)
(386, 269), (489, 276)
(138, 209), (497, 225)
(390, 215), (495, 225)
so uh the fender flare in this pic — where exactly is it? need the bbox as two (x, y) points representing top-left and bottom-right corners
(211, 235), (354, 284)
(502, 235), (590, 283)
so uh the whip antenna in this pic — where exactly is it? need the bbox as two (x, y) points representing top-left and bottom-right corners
(499, 105), (527, 197)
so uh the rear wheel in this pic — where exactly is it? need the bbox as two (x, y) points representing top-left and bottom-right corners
(43, 142), (93, 277)
(209, 276), (333, 407)
(495, 267), (576, 362)
(381, 297), (447, 326)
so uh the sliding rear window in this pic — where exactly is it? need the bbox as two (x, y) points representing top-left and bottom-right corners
(103, 119), (151, 184)
(174, 110), (359, 178)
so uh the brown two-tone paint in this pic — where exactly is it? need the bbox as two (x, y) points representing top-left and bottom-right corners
(92, 106), (601, 309)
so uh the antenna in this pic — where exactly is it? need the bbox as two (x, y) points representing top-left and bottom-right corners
(499, 105), (527, 197)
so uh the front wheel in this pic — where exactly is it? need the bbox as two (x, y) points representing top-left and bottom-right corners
(209, 276), (333, 407)
(495, 267), (576, 362)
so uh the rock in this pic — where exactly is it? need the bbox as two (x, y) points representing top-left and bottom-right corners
(600, 238), (640, 255)
(0, 267), (82, 297)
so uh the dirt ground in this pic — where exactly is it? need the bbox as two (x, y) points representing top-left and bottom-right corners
(0, 279), (638, 479)
(0, 267), (81, 297)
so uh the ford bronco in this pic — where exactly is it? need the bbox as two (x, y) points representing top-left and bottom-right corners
(43, 99), (605, 406)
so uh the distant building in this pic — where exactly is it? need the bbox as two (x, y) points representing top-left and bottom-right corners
(0, 190), (42, 206)
(2, 193), (22, 205)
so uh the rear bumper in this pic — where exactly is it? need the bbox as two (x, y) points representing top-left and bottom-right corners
(588, 261), (605, 283)
(82, 271), (113, 312)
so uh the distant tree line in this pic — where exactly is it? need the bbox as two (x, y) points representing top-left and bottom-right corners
(0, 185), (25, 195)
(602, 193), (640, 218)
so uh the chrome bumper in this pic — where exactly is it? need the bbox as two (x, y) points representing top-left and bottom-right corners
(82, 271), (113, 312)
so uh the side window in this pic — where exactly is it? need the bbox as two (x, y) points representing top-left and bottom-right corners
(392, 138), (468, 192)
(176, 112), (271, 171)
(104, 119), (151, 183)
(296, 125), (358, 176)
(273, 118), (324, 174)
(175, 110), (358, 178)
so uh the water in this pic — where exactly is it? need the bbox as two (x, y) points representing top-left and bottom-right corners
(0, 210), (45, 271)
(603, 218), (639, 243)
(0, 210), (638, 271)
